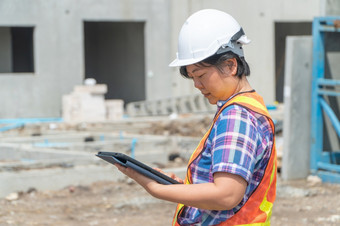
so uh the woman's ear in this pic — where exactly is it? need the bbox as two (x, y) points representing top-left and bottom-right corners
(224, 58), (238, 76)
(228, 58), (237, 76)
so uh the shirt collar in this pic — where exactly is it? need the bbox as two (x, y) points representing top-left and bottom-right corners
(216, 100), (226, 110)
(216, 93), (237, 111)
(216, 90), (256, 111)
(215, 99), (228, 119)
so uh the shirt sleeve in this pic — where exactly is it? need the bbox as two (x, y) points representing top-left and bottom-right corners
(211, 105), (258, 183)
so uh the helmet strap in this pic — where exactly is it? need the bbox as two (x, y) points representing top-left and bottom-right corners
(216, 28), (246, 57)
(216, 42), (244, 57)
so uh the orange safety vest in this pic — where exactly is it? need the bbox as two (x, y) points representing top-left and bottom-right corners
(172, 92), (277, 226)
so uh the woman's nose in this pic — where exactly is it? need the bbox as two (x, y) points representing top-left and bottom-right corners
(193, 78), (203, 89)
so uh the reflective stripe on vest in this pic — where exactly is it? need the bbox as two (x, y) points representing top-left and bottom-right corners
(172, 92), (277, 226)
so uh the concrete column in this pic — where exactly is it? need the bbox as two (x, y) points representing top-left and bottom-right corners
(281, 36), (312, 180)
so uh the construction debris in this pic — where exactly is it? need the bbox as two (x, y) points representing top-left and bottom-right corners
(62, 80), (124, 123)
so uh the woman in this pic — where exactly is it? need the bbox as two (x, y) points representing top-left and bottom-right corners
(115, 9), (276, 225)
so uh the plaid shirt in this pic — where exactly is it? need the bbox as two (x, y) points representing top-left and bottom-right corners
(178, 99), (274, 225)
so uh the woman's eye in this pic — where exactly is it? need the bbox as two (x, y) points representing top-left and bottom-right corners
(188, 73), (205, 79)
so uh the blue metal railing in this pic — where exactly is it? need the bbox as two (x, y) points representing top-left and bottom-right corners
(311, 17), (340, 183)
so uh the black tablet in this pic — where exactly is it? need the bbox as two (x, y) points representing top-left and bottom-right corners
(96, 152), (180, 185)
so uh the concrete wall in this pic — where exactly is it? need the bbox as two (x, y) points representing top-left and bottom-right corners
(0, 0), (327, 118)
(322, 0), (340, 15)
(0, 0), (172, 118)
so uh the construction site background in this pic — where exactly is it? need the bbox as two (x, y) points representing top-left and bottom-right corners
(1, 1), (340, 226)
(0, 82), (340, 225)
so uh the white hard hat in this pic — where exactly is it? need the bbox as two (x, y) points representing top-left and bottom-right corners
(169, 9), (250, 67)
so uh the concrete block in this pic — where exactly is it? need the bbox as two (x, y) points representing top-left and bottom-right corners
(105, 99), (124, 120)
(282, 36), (312, 180)
(126, 102), (144, 117)
(160, 99), (171, 115)
(62, 92), (106, 123)
(187, 96), (199, 112)
(177, 97), (190, 114)
(170, 98), (179, 114)
(140, 102), (149, 116)
(125, 94), (216, 117)
(194, 95), (208, 112)
(163, 99), (173, 115)
(145, 101), (157, 116)
(73, 84), (108, 94)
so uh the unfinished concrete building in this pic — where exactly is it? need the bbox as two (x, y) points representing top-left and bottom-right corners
(0, 0), (334, 118)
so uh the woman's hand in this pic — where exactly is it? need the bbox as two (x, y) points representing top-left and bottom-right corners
(114, 163), (160, 194)
(154, 168), (184, 184)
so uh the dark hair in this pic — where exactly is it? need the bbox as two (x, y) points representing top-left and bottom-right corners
(179, 51), (250, 79)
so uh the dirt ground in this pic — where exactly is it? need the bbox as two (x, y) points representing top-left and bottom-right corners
(1, 117), (340, 225)
(1, 174), (340, 226)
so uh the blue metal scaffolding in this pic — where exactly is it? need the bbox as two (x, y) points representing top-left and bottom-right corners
(311, 17), (340, 183)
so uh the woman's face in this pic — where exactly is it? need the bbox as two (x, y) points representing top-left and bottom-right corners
(186, 59), (239, 104)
